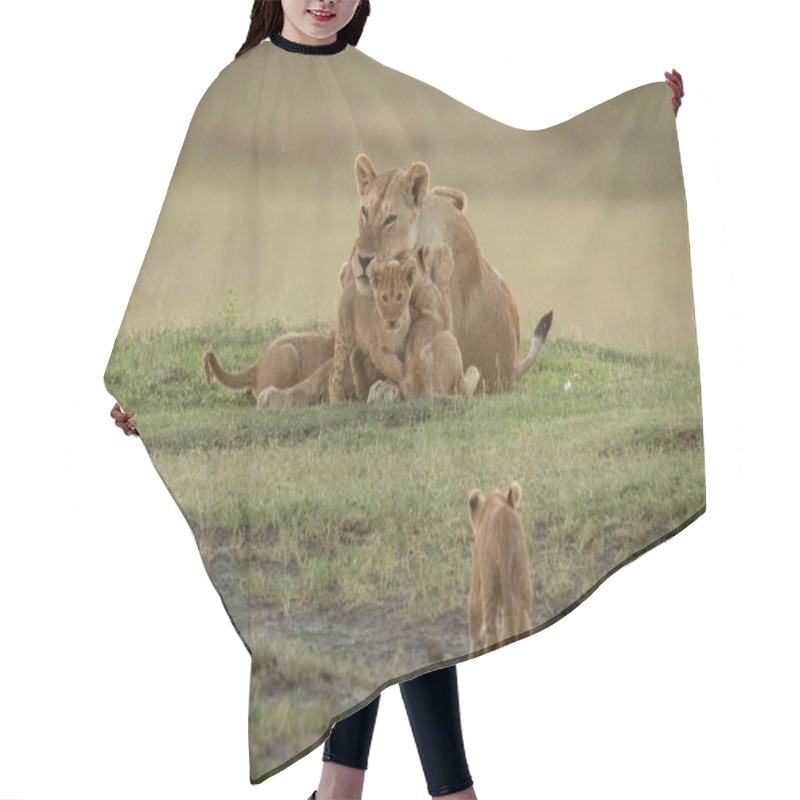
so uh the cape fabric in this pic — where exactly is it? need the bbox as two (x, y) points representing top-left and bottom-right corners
(105, 35), (705, 783)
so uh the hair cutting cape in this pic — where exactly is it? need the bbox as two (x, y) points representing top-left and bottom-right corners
(105, 35), (705, 783)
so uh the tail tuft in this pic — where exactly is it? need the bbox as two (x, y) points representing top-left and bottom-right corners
(534, 310), (553, 342)
(516, 310), (554, 379)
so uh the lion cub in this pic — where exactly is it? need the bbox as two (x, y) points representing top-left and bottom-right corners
(204, 330), (334, 402)
(467, 481), (533, 655)
(401, 244), (480, 401)
(329, 256), (416, 403)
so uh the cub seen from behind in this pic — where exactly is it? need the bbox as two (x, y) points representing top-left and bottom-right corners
(467, 481), (533, 655)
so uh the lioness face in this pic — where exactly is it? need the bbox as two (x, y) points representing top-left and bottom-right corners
(353, 155), (430, 290)
(367, 257), (417, 333)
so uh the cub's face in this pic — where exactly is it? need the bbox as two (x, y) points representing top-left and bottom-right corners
(367, 257), (417, 333)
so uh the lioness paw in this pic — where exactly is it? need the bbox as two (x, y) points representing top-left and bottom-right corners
(257, 386), (285, 409)
(367, 380), (402, 404)
(462, 366), (480, 397)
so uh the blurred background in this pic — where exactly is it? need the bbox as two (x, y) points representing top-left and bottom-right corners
(118, 50), (695, 356)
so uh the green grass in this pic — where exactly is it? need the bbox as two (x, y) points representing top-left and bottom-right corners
(246, 637), (384, 778)
(106, 323), (704, 624)
(106, 322), (704, 779)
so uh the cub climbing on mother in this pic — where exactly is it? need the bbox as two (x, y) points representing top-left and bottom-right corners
(350, 154), (552, 393)
(329, 245), (480, 405)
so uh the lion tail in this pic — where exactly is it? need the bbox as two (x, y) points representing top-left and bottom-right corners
(203, 350), (258, 393)
(515, 310), (553, 379)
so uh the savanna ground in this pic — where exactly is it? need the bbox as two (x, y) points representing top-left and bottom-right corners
(105, 320), (705, 776)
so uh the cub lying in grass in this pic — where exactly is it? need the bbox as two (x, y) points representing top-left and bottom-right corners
(204, 331), (335, 400)
(467, 481), (533, 655)
(208, 262), (381, 408)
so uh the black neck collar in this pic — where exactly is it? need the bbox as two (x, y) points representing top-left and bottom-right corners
(270, 32), (348, 56)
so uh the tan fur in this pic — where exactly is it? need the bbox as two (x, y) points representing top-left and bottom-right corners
(351, 154), (552, 391)
(401, 244), (480, 400)
(467, 481), (533, 655)
(204, 330), (335, 400)
(430, 185), (467, 213)
(329, 257), (416, 404)
(255, 261), (380, 409)
(257, 354), (380, 409)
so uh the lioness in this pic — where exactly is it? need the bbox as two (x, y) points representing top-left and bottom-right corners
(352, 154), (552, 391)
(467, 481), (533, 655)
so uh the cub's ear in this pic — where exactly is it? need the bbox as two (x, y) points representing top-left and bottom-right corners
(432, 244), (454, 284)
(507, 481), (522, 509)
(468, 488), (484, 521)
(366, 260), (383, 287)
(355, 154), (376, 197)
(416, 245), (434, 278)
(403, 162), (430, 209)
(436, 243), (453, 262)
(403, 257), (417, 288)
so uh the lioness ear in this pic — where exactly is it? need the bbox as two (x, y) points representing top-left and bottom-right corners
(404, 257), (417, 287)
(431, 185), (467, 213)
(507, 481), (522, 509)
(355, 154), (376, 197)
(403, 162), (430, 209)
(468, 488), (484, 521)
